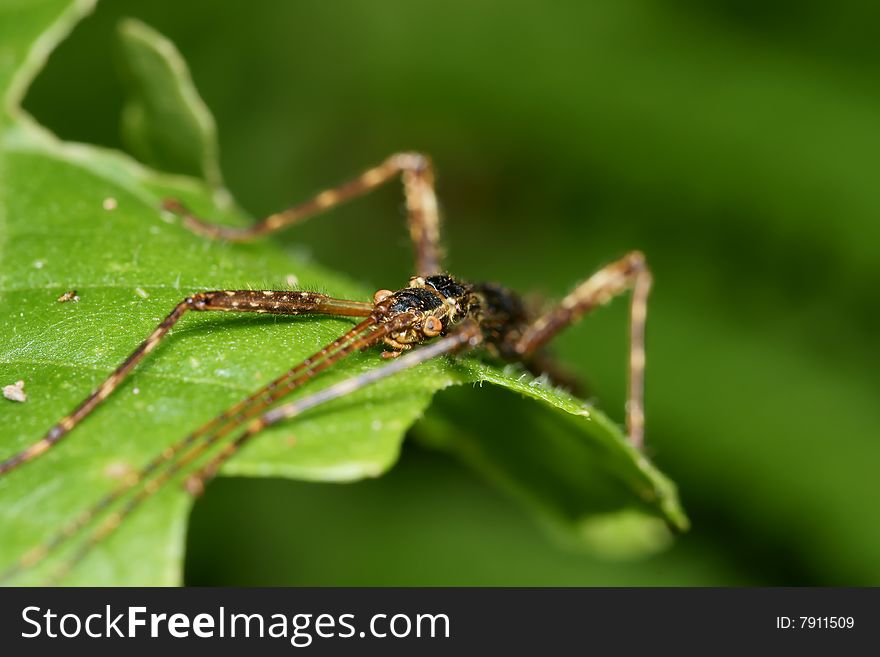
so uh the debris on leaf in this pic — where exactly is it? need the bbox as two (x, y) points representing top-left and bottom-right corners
(3, 380), (27, 403)
(102, 197), (118, 210)
(104, 460), (135, 480)
(57, 290), (80, 303)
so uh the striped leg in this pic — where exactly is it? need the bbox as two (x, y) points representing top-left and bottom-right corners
(163, 152), (444, 276)
(515, 251), (653, 449)
(0, 290), (373, 477)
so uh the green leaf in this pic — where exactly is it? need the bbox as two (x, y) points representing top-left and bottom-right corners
(417, 384), (684, 560)
(117, 17), (224, 192)
(0, 1), (686, 585)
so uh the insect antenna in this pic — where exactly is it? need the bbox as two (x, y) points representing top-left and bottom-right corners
(0, 314), (414, 584)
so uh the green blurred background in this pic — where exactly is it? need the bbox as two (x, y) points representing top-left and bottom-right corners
(23, 0), (880, 585)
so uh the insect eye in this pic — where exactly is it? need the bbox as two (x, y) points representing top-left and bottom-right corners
(422, 315), (443, 337)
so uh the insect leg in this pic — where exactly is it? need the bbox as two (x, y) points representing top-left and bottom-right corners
(515, 251), (652, 449)
(32, 315), (422, 584)
(163, 152), (443, 276)
(0, 291), (373, 477)
(1, 313), (415, 582)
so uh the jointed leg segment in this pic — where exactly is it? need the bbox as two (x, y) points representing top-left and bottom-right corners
(3, 310), (422, 582)
(164, 152), (444, 276)
(0, 290), (373, 477)
(516, 251), (652, 448)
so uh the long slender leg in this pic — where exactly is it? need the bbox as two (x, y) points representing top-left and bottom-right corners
(515, 251), (653, 449)
(163, 152), (443, 276)
(1, 312), (419, 582)
(38, 320), (478, 584)
(29, 313), (424, 584)
(0, 291), (373, 477)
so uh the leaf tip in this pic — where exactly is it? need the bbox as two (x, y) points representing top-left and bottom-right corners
(575, 509), (675, 560)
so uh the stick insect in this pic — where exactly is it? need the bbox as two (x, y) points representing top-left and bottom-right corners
(0, 152), (651, 583)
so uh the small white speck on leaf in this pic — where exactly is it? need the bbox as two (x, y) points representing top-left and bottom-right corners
(102, 197), (118, 211)
(33, 260), (45, 269)
(104, 460), (134, 479)
(3, 380), (27, 403)
(134, 287), (149, 299)
(285, 274), (299, 287)
(132, 387), (140, 395)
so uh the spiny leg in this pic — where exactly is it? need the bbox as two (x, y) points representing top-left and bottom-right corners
(164, 152), (443, 276)
(0, 290), (373, 477)
(44, 321), (480, 583)
(515, 251), (653, 449)
(37, 314), (423, 584)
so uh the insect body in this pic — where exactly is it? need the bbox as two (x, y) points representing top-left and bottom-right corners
(374, 275), (476, 350)
(0, 152), (651, 583)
